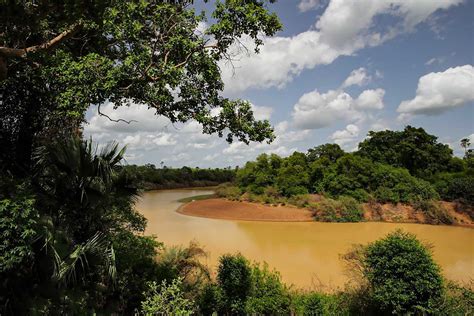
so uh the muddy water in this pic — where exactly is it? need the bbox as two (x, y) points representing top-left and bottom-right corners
(136, 189), (474, 289)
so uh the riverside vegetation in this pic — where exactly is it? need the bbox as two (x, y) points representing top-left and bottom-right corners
(1, 0), (473, 314)
(215, 126), (474, 225)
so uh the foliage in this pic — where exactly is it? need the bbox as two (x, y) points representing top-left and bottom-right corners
(413, 200), (454, 225)
(362, 230), (444, 314)
(245, 262), (292, 315)
(358, 126), (453, 177)
(217, 253), (253, 314)
(310, 196), (364, 222)
(156, 242), (210, 297)
(215, 183), (241, 200)
(122, 164), (235, 190)
(1, 1), (281, 168)
(307, 143), (345, 163)
(0, 192), (38, 273)
(435, 281), (474, 315)
(141, 278), (195, 316)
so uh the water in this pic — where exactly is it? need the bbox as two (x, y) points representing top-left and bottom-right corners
(136, 189), (474, 289)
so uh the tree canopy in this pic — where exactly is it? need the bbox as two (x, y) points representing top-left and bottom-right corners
(0, 0), (281, 174)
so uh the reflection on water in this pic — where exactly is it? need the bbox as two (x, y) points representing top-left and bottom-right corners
(136, 189), (474, 289)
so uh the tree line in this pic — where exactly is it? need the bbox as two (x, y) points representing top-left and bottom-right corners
(122, 164), (235, 190)
(222, 126), (473, 223)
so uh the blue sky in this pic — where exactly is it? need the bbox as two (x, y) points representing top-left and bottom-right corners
(84, 0), (474, 167)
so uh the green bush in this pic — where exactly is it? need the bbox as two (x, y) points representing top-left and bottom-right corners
(288, 194), (312, 208)
(264, 186), (280, 198)
(292, 292), (347, 316)
(311, 197), (364, 222)
(435, 282), (474, 315)
(215, 183), (241, 200)
(197, 283), (222, 316)
(414, 200), (454, 225)
(0, 195), (38, 273)
(345, 188), (371, 202)
(217, 254), (252, 314)
(141, 278), (195, 316)
(245, 263), (291, 315)
(363, 230), (444, 314)
(374, 186), (399, 203)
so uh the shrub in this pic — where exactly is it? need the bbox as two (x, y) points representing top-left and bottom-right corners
(197, 284), (222, 316)
(245, 263), (291, 315)
(435, 281), (474, 315)
(217, 254), (252, 314)
(345, 188), (371, 203)
(414, 200), (454, 225)
(264, 186), (280, 198)
(363, 230), (444, 314)
(311, 197), (364, 222)
(141, 278), (195, 316)
(292, 292), (346, 316)
(288, 194), (312, 208)
(215, 184), (241, 200)
(394, 178), (439, 203)
(0, 196), (38, 273)
(374, 186), (399, 203)
(446, 176), (474, 204)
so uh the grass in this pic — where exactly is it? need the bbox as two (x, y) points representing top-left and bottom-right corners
(177, 194), (216, 203)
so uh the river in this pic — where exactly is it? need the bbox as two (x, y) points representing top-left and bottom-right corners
(135, 189), (474, 289)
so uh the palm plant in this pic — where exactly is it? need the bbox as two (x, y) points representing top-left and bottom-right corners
(29, 136), (139, 292)
(157, 241), (210, 296)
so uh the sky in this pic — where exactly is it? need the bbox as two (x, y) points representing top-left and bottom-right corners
(84, 0), (474, 168)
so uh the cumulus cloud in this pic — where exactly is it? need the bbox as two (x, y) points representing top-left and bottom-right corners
(355, 88), (385, 110)
(222, 0), (462, 94)
(298, 0), (321, 12)
(292, 89), (360, 129)
(341, 67), (371, 88)
(291, 86), (385, 130)
(330, 124), (360, 146)
(397, 65), (474, 116)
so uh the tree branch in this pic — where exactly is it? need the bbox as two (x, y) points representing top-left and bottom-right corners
(0, 23), (82, 59)
(98, 104), (138, 124)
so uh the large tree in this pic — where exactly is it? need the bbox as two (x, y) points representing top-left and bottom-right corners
(358, 126), (453, 177)
(0, 0), (281, 173)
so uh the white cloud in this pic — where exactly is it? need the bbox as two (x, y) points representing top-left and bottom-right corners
(292, 89), (359, 129)
(292, 85), (385, 130)
(342, 67), (371, 88)
(425, 56), (445, 66)
(355, 88), (385, 110)
(251, 104), (273, 120)
(222, 0), (462, 93)
(298, 0), (321, 12)
(330, 124), (360, 146)
(398, 65), (474, 116)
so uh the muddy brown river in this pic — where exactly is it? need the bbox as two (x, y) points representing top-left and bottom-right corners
(136, 189), (474, 289)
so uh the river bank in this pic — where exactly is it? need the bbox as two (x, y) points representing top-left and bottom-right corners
(178, 196), (474, 227)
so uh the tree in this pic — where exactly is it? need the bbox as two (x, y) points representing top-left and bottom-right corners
(461, 137), (471, 156)
(217, 254), (253, 315)
(1, 0), (281, 174)
(362, 230), (443, 314)
(307, 143), (345, 163)
(358, 126), (453, 177)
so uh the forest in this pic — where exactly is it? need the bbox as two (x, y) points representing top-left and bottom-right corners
(122, 164), (235, 190)
(0, 0), (472, 315)
(216, 126), (473, 224)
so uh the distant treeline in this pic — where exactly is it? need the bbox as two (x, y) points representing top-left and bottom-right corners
(229, 126), (473, 221)
(121, 164), (235, 190)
